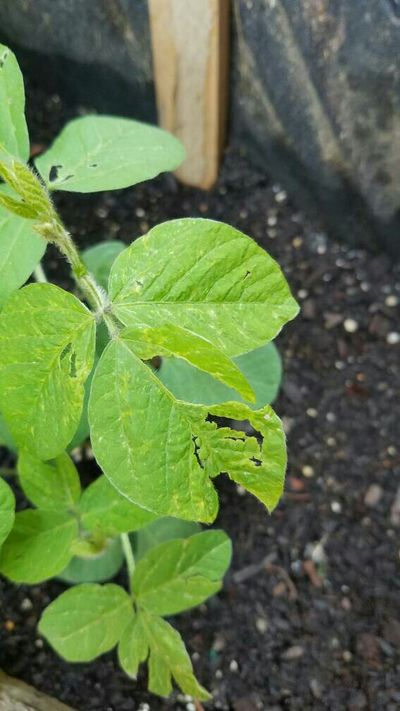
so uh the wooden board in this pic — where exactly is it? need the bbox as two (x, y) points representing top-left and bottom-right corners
(149, 0), (230, 189)
(0, 670), (75, 711)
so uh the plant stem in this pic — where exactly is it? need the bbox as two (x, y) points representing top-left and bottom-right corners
(120, 533), (135, 587)
(33, 262), (48, 283)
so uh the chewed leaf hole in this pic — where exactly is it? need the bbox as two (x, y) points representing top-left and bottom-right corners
(0, 50), (9, 68)
(89, 163), (98, 168)
(49, 165), (63, 182)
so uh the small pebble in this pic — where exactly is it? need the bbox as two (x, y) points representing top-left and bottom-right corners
(275, 190), (287, 203)
(292, 236), (303, 248)
(344, 318), (359, 333)
(20, 597), (33, 611)
(326, 412), (336, 423)
(186, 703), (196, 711)
(306, 408), (318, 418)
(35, 638), (44, 648)
(341, 597), (352, 610)
(364, 484), (383, 507)
(310, 678), (323, 700)
(215, 669), (223, 679)
(282, 645), (304, 660)
(4, 620), (15, 632)
(256, 617), (268, 633)
(297, 288), (308, 299)
(342, 650), (353, 662)
(302, 465), (315, 478)
(387, 332), (400, 345)
(236, 485), (246, 496)
(229, 659), (239, 673)
(267, 215), (277, 227)
(385, 294), (398, 307)
(135, 207), (145, 218)
(331, 500), (342, 513)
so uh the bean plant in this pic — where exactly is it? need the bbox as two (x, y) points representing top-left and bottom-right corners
(0, 44), (299, 700)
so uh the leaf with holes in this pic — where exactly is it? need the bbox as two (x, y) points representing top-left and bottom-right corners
(79, 475), (157, 538)
(88, 334), (286, 521)
(0, 284), (96, 459)
(39, 583), (133, 661)
(132, 530), (231, 616)
(18, 450), (81, 510)
(109, 218), (299, 356)
(0, 188), (46, 308)
(0, 509), (78, 583)
(123, 324), (255, 402)
(0, 478), (15, 547)
(157, 341), (282, 408)
(0, 43), (29, 160)
(35, 116), (185, 193)
(119, 611), (210, 700)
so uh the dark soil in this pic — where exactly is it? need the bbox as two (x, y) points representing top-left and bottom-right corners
(1, 85), (400, 711)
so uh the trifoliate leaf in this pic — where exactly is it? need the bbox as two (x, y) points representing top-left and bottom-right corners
(0, 44), (29, 161)
(39, 583), (133, 661)
(89, 337), (286, 521)
(35, 116), (185, 193)
(18, 450), (81, 510)
(123, 324), (255, 402)
(0, 509), (78, 583)
(59, 538), (124, 584)
(134, 517), (201, 561)
(0, 478), (15, 547)
(109, 218), (299, 356)
(79, 475), (157, 538)
(82, 241), (125, 290)
(0, 284), (96, 459)
(119, 611), (210, 700)
(0, 188), (46, 308)
(157, 341), (282, 408)
(132, 530), (231, 616)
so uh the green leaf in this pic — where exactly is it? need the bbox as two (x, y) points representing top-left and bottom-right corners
(0, 283), (96, 459)
(158, 341), (282, 408)
(39, 583), (132, 662)
(118, 611), (210, 700)
(134, 517), (201, 561)
(132, 530), (231, 616)
(0, 410), (15, 450)
(0, 509), (78, 583)
(79, 475), (157, 538)
(0, 44), (29, 161)
(68, 356), (98, 451)
(82, 241), (125, 290)
(197, 401), (287, 511)
(0, 189), (46, 308)
(59, 537), (124, 584)
(0, 477), (15, 546)
(18, 450), (81, 510)
(88, 338), (218, 522)
(0, 156), (53, 220)
(109, 218), (299, 356)
(35, 116), (185, 193)
(89, 337), (286, 521)
(123, 324), (255, 403)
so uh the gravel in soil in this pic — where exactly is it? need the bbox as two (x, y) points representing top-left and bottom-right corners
(0, 85), (399, 711)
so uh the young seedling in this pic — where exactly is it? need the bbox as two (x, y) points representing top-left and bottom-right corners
(0, 43), (299, 700)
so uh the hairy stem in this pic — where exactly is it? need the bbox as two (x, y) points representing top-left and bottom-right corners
(120, 532), (135, 587)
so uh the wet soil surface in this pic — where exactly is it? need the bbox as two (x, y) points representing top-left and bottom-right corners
(0, 86), (399, 711)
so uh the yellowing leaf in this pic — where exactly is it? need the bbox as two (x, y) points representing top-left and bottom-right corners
(0, 509), (78, 583)
(89, 337), (286, 522)
(132, 530), (232, 616)
(109, 218), (299, 356)
(39, 583), (133, 661)
(0, 284), (96, 459)
(18, 450), (81, 510)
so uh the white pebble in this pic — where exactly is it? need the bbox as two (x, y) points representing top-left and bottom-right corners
(387, 332), (400, 345)
(275, 190), (287, 203)
(385, 295), (398, 307)
(343, 318), (358, 333)
(302, 465), (314, 478)
(20, 598), (33, 611)
(297, 288), (308, 299)
(256, 617), (268, 633)
(229, 659), (239, 672)
(331, 500), (342, 513)
(306, 408), (318, 418)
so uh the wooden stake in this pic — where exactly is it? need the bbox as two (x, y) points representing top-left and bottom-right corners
(149, 0), (230, 189)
